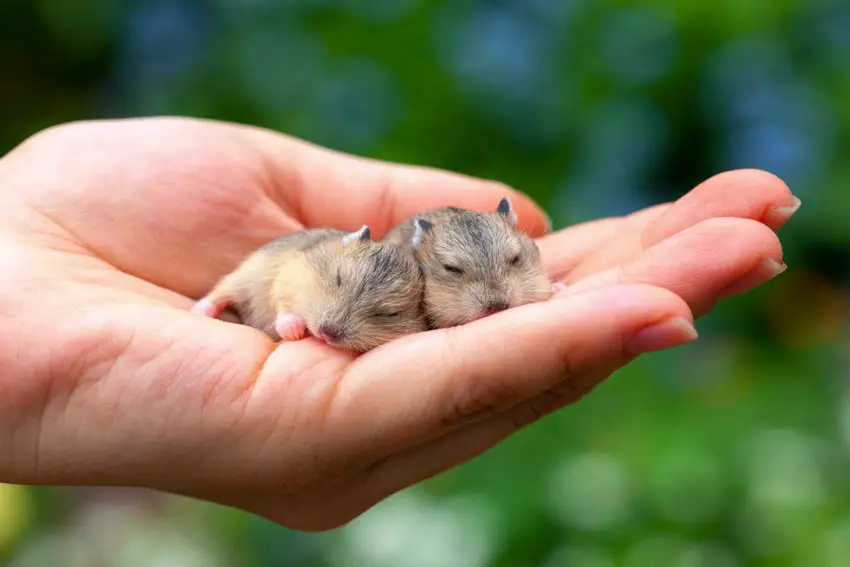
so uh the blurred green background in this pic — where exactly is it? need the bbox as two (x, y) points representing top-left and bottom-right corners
(1, 0), (848, 566)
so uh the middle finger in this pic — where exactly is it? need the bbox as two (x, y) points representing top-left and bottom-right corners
(543, 169), (796, 283)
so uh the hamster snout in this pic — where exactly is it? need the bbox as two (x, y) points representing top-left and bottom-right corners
(315, 322), (345, 344)
(471, 291), (521, 319)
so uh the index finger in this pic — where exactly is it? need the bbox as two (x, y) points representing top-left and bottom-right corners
(242, 125), (550, 238)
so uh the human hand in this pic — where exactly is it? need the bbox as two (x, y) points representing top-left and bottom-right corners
(0, 117), (796, 530)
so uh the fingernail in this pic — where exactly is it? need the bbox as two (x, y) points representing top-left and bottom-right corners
(762, 257), (788, 277)
(766, 196), (802, 226)
(627, 316), (698, 355)
(719, 258), (787, 299)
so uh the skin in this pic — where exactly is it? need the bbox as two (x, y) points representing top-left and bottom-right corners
(384, 203), (554, 328)
(0, 117), (796, 531)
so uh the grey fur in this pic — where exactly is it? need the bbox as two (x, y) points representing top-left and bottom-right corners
(384, 201), (551, 329)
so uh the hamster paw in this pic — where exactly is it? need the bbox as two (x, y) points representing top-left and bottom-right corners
(191, 296), (228, 318)
(550, 282), (567, 297)
(275, 312), (307, 341)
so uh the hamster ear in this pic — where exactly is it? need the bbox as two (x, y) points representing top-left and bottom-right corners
(342, 225), (371, 246)
(496, 197), (518, 228)
(411, 218), (433, 249)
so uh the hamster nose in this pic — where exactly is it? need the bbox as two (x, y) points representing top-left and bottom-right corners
(318, 323), (344, 343)
(484, 300), (510, 315)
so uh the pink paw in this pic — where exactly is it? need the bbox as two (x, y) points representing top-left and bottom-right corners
(191, 297), (227, 318)
(550, 282), (568, 297)
(275, 312), (307, 341)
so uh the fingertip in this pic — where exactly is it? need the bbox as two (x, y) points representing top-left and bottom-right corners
(695, 217), (784, 261)
(712, 169), (799, 229)
(563, 216), (785, 318)
(717, 257), (787, 300)
(698, 168), (794, 207)
(645, 168), (797, 245)
(763, 195), (802, 230)
(716, 168), (792, 196)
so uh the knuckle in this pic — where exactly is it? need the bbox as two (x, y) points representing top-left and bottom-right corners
(448, 378), (518, 426)
(511, 394), (549, 431)
(510, 403), (541, 431)
(509, 384), (576, 432)
(437, 330), (523, 427)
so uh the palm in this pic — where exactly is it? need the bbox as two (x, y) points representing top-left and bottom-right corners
(0, 117), (795, 529)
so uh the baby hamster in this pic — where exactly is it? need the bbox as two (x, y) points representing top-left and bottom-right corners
(383, 197), (555, 329)
(191, 225), (427, 352)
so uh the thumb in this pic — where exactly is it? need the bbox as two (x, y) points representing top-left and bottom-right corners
(319, 284), (697, 465)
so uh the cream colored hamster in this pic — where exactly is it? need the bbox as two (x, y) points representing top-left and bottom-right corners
(191, 226), (427, 352)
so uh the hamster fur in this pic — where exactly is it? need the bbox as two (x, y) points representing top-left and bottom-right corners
(191, 226), (427, 352)
(383, 198), (554, 329)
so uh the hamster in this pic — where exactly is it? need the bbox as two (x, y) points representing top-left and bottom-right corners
(383, 197), (557, 329)
(191, 225), (427, 352)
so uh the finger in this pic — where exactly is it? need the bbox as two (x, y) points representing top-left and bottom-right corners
(318, 284), (694, 468)
(559, 169), (797, 282)
(305, 284), (697, 523)
(645, 169), (799, 241)
(241, 123), (550, 238)
(559, 217), (785, 317)
(537, 204), (670, 281)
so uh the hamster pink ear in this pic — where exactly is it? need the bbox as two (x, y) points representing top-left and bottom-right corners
(412, 218), (433, 249)
(496, 197), (518, 228)
(342, 225), (371, 246)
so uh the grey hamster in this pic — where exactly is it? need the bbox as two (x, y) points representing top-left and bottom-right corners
(383, 197), (554, 329)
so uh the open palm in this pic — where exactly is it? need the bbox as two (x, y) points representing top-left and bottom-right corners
(0, 117), (795, 530)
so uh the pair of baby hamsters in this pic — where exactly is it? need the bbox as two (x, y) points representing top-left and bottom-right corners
(191, 198), (556, 352)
